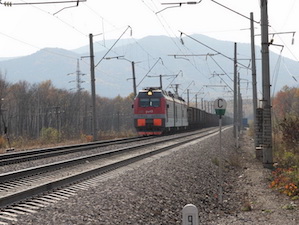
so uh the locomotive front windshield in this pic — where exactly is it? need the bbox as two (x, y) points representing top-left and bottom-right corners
(139, 98), (160, 107)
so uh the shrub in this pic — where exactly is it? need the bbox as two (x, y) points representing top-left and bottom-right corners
(270, 167), (299, 197)
(0, 135), (6, 148)
(247, 120), (255, 137)
(40, 127), (59, 144)
(279, 116), (299, 154)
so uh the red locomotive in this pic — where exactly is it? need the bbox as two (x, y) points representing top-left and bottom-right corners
(133, 87), (231, 135)
(133, 87), (188, 135)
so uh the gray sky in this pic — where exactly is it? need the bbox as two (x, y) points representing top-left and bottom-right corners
(0, 0), (298, 60)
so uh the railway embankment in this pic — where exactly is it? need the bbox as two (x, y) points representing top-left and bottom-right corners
(11, 127), (299, 224)
(213, 129), (299, 224)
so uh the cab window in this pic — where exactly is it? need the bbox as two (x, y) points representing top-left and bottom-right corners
(139, 98), (160, 107)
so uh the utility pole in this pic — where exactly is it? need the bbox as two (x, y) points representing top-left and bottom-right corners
(172, 84), (180, 96)
(68, 59), (85, 135)
(89, 33), (97, 141)
(250, 12), (258, 148)
(104, 56), (137, 97)
(233, 43), (238, 146)
(131, 61), (137, 96)
(68, 59), (85, 92)
(54, 106), (61, 142)
(147, 74), (163, 89)
(260, 0), (273, 169)
(149, 74), (179, 91)
(238, 72), (241, 131)
(187, 89), (190, 107)
(75, 59), (83, 134)
(75, 59), (84, 93)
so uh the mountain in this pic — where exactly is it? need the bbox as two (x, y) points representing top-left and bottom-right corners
(0, 34), (298, 99)
(0, 48), (83, 90)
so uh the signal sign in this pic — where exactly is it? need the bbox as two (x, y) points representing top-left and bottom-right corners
(214, 98), (227, 116)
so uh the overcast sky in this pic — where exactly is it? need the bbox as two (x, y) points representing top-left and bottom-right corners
(0, 0), (298, 60)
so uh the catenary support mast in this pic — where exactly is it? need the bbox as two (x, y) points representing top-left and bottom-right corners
(260, 0), (273, 168)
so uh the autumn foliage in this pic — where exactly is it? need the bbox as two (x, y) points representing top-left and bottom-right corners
(270, 168), (299, 197)
(271, 85), (299, 197)
(272, 86), (299, 119)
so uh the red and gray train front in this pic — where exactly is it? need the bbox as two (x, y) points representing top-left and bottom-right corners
(133, 89), (166, 135)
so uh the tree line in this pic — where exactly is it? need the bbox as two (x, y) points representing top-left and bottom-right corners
(270, 85), (299, 197)
(272, 85), (299, 163)
(0, 75), (136, 145)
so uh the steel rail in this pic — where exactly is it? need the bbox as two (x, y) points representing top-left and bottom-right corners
(0, 128), (216, 182)
(0, 136), (153, 166)
(0, 128), (220, 208)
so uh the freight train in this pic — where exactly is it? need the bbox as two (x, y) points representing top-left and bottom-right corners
(133, 87), (232, 135)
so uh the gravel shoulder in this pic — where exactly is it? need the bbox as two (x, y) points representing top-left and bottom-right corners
(213, 129), (298, 225)
(12, 128), (298, 225)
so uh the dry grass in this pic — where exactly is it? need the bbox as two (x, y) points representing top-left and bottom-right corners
(0, 129), (138, 153)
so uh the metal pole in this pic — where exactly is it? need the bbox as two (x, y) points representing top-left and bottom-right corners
(260, 0), (273, 169)
(233, 43), (238, 145)
(175, 84), (179, 96)
(238, 72), (241, 132)
(0, 100), (2, 135)
(131, 61), (137, 96)
(187, 89), (189, 107)
(89, 33), (97, 141)
(250, 12), (258, 148)
(218, 115), (223, 204)
(207, 101), (210, 113)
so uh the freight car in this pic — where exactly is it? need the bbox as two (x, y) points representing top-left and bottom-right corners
(133, 87), (231, 135)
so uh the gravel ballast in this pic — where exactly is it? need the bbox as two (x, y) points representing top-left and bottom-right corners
(11, 128), (299, 224)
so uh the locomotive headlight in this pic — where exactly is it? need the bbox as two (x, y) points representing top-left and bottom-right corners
(153, 119), (162, 126)
(147, 90), (153, 96)
(137, 119), (146, 126)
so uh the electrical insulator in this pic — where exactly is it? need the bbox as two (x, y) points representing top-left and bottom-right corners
(3, 2), (12, 7)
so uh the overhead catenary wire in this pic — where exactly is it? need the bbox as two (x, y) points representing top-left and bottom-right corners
(1, 0), (86, 6)
(156, 1), (202, 14)
(145, 1), (212, 79)
(136, 57), (164, 88)
(210, 0), (259, 24)
(268, 28), (299, 62)
(179, 31), (252, 70)
(0, 0), (134, 61)
(271, 53), (282, 97)
(146, 5), (234, 92)
(207, 55), (233, 82)
(0, 0), (94, 62)
(281, 57), (298, 82)
(79, 3), (181, 86)
(94, 25), (132, 68)
(0, 29), (82, 62)
(141, 0), (215, 85)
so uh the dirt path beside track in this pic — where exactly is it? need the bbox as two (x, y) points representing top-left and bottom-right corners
(213, 130), (298, 224)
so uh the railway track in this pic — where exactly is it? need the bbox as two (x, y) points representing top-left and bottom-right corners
(0, 136), (153, 166)
(0, 127), (221, 224)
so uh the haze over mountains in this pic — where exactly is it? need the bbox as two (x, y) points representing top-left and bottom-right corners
(0, 34), (298, 99)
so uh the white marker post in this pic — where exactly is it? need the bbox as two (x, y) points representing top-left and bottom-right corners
(214, 98), (227, 205)
(182, 204), (199, 225)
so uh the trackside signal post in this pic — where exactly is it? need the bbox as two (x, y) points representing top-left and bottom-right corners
(214, 98), (227, 204)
